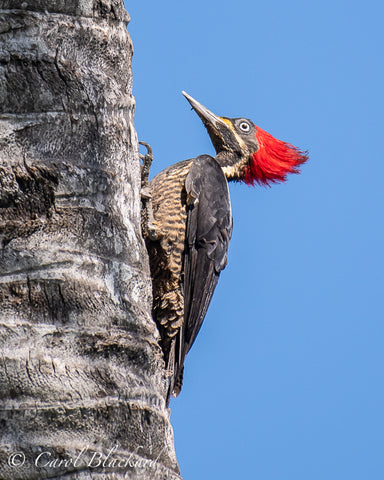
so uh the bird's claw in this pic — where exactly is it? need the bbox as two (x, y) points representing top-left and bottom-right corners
(139, 141), (153, 155)
(147, 223), (158, 241)
(139, 141), (153, 187)
(139, 141), (159, 241)
(141, 185), (152, 200)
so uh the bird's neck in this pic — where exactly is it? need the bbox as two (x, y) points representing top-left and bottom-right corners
(215, 150), (249, 182)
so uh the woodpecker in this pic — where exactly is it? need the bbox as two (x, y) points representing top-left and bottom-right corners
(141, 92), (308, 404)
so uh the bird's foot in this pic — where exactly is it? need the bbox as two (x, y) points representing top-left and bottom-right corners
(139, 141), (153, 187)
(139, 141), (159, 241)
(145, 219), (158, 241)
(141, 185), (151, 200)
(141, 192), (159, 240)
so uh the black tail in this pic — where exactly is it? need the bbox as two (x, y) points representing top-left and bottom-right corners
(165, 331), (185, 406)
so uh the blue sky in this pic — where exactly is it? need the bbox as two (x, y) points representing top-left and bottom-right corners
(125, 1), (384, 479)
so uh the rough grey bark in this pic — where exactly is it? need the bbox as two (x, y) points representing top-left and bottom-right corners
(0, 1), (180, 479)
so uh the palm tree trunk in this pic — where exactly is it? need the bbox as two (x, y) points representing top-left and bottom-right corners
(0, 1), (180, 478)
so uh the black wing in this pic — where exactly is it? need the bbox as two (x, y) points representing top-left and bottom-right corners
(172, 155), (233, 397)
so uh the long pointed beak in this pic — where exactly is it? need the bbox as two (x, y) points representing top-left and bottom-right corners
(182, 91), (236, 153)
(182, 91), (226, 129)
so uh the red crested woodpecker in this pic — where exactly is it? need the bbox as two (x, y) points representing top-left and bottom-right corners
(140, 92), (308, 404)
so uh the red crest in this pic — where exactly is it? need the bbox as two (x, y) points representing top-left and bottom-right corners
(243, 126), (308, 186)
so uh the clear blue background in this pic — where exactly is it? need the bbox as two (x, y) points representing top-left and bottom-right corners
(125, 1), (384, 478)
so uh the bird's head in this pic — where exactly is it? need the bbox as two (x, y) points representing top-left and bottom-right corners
(183, 91), (308, 186)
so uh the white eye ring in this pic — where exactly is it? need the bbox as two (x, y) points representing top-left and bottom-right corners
(239, 121), (250, 132)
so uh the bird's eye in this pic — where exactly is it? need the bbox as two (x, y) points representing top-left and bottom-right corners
(238, 121), (251, 133)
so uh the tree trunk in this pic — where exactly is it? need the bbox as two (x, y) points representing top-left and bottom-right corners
(0, 1), (180, 479)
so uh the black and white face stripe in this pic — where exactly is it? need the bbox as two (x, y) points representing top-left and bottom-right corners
(218, 117), (258, 154)
(182, 92), (260, 178)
